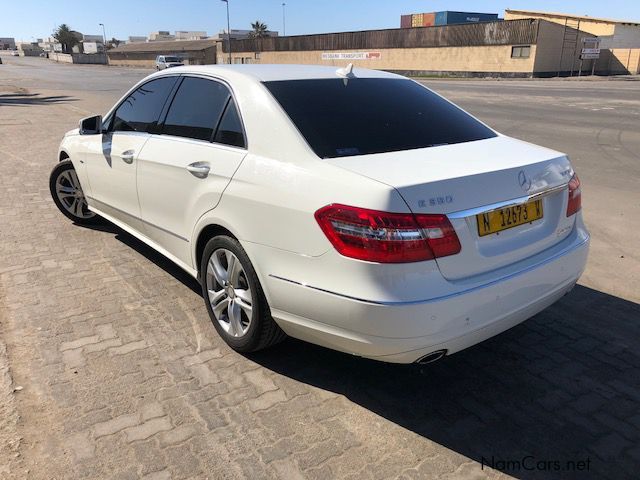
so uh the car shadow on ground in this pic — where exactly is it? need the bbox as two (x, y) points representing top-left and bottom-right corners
(76, 220), (201, 295)
(81, 220), (639, 480)
(250, 285), (640, 480)
(0, 92), (77, 106)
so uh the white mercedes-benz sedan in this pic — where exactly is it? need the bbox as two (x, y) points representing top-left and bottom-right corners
(49, 65), (589, 364)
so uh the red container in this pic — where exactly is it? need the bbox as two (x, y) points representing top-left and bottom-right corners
(400, 14), (412, 28)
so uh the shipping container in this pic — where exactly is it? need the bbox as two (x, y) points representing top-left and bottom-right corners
(400, 15), (412, 29)
(435, 11), (447, 26)
(422, 13), (435, 27)
(411, 13), (423, 28)
(434, 11), (499, 26)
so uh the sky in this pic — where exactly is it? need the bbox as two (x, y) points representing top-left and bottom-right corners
(1, 0), (639, 42)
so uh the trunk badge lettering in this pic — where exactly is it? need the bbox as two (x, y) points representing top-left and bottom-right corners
(419, 195), (454, 208)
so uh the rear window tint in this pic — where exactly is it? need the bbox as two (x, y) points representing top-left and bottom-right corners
(264, 78), (496, 159)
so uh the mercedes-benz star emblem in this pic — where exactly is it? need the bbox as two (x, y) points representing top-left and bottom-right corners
(518, 170), (532, 192)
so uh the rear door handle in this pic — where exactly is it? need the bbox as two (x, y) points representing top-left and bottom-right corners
(121, 150), (135, 164)
(186, 162), (210, 179)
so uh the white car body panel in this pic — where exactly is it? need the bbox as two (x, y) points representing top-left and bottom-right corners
(57, 64), (589, 363)
(137, 136), (246, 266)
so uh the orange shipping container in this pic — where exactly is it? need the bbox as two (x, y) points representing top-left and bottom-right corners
(422, 12), (435, 27)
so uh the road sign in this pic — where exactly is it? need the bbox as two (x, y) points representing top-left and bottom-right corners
(581, 48), (600, 54)
(580, 53), (600, 59)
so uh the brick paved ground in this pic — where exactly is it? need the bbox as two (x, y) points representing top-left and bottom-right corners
(0, 57), (639, 479)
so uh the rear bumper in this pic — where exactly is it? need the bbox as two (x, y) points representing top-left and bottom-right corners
(264, 225), (589, 364)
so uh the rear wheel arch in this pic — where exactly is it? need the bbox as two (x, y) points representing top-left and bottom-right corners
(195, 224), (237, 279)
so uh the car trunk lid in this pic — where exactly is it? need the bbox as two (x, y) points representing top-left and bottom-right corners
(325, 136), (576, 280)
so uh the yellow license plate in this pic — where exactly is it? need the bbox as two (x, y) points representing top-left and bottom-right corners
(477, 199), (543, 237)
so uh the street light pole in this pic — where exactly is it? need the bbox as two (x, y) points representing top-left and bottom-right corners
(99, 23), (107, 47)
(282, 3), (286, 36)
(221, 0), (231, 64)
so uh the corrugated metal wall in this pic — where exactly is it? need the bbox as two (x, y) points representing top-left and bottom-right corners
(225, 19), (539, 53)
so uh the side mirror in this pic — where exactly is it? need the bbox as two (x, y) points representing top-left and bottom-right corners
(79, 115), (102, 135)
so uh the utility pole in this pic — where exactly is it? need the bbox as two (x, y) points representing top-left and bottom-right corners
(99, 23), (107, 47)
(282, 3), (286, 36)
(221, 0), (231, 64)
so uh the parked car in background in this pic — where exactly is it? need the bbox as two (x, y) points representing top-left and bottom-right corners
(49, 65), (589, 364)
(11, 50), (19, 56)
(155, 55), (184, 70)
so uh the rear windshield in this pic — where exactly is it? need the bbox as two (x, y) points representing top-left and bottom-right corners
(165, 56), (181, 62)
(264, 78), (496, 159)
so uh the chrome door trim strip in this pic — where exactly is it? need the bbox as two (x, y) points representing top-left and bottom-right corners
(268, 235), (588, 306)
(86, 196), (189, 242)
(447, 182), (568, 219)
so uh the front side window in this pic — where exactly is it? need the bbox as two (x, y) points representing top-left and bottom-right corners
(264, 78), (496, 159)
(162, 77), (230, 141)
(111, 77), (177, 133)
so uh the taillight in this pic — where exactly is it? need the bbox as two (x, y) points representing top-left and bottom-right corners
(314, 204), (461, 263)
(566, 174), (582, 217)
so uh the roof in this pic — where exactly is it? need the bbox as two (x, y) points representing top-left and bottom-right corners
(109, 39), (217, 54)
(149, 64), (399, 82)
(505, 9), (640, 26)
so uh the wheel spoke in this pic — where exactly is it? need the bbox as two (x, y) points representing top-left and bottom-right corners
(74, 198), (84, 216)
(208, 288), (226, 306)
(208, 255), (227, 286)
(235, 296), (253, 320)
(228, 301), (244, 336)
(69, 170), (81, 190)
(57, 185), (75, 195)
(226, 252), (240, 285)
(212, 296), (230, 319)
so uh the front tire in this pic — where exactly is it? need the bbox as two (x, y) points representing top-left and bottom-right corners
(200, 235), (286, 353)
(49, 159), (98, 225)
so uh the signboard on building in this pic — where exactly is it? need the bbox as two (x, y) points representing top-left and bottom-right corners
(321, 51), (381, 60)
(83, 42), (99, 54)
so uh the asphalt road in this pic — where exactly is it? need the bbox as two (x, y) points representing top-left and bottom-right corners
(1, 55), (639, 480)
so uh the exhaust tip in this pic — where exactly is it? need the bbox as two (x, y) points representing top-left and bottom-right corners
(415, 349), (447, 365)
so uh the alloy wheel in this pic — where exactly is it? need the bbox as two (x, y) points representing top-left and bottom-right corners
(205, 248), (253, 337)
(55, 169), (95, 219)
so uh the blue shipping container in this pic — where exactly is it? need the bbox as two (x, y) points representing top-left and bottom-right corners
(434, 11), (499, 26)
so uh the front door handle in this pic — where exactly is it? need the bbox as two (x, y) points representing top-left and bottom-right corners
(121, 150), (135, 164)
(186, 162), (210, 179)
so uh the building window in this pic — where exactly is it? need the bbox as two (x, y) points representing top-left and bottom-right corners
(511, 45), (531, 58)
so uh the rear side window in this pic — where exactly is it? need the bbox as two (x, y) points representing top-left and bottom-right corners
(111, 77), (177, 133)
(264, 78), (496, 159)
(213, 97), (246, 148)
(163, 77), (230, 141)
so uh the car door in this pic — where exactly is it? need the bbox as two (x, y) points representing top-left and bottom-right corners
(137, 76), (248, 266)
(83, 76), (178, 232)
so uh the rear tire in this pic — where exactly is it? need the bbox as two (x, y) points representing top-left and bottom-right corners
(49, 159), (100, 225)
(200, 235), (286, 353)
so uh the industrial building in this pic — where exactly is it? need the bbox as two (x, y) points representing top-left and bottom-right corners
(505, 10), (640, 74)
(220, 19), (596, 77)
(107, 39), (217, 67)
(0, 37), (16, 50)
(105, 9), (638, 76)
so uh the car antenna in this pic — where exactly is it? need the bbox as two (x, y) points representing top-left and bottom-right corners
(336, 63), (355, 85)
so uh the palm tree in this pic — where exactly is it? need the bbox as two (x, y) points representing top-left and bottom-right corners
(248, 21), (269, 39)
(52, 24), (79, 53)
